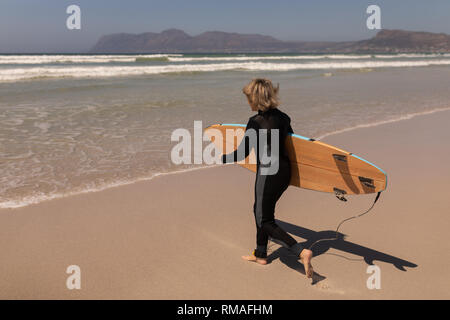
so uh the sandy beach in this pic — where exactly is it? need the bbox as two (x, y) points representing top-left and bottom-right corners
(1, 109), (449, 299)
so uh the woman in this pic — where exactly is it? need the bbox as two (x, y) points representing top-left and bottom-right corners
(222, 78), (314, 278)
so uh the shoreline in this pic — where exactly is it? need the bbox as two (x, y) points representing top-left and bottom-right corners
(2, 106), (450, 210)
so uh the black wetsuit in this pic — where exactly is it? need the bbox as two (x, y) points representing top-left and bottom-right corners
(223, 108), (304, 259)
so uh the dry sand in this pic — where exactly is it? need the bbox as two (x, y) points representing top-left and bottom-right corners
(1, 110), (449, 299)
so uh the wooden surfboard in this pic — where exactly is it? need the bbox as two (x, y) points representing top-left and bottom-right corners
(204, 123), (387, 195)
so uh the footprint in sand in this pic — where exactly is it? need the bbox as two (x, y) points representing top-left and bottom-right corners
(316, 281), (331, 290)
(314, 279), (345, 295)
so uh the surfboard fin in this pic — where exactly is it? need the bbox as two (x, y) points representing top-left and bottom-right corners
(333, 187), (347, 202)
(359, 176), (375, 189)
(332, 154), (347, 162)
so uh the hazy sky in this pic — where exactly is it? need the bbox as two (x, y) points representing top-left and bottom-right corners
(1, 0), (449, 53)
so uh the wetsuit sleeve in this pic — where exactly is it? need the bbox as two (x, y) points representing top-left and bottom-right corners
(287, 116), (294, 134)
(222, 119), (258, 163)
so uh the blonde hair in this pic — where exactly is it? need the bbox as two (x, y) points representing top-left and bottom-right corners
(243, 78), (280, 112)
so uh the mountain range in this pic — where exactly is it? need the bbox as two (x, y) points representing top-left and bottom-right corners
(90, 29), (450, 54)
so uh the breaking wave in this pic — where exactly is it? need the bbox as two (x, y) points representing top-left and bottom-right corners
(2, 59), (450, 82)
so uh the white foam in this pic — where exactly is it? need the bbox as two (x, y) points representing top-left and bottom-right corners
(2, 59), (450, 82)
(1, 53), (448, 65)
(316, 107), (450, 140)
(0, 54), (181, 64)
(0, 164), (221, 209)
(375, 53), (450, 59)
(168, 54), (373, 62)
(34, 122), (51, 133)
(169, 54), (450, 62)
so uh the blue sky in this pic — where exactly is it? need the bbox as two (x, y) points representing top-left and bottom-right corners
(1, 0), (449, 53)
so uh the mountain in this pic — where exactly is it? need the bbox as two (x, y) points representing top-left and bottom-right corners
(90, 29), (450, 53)
(347, 29), (450, 53)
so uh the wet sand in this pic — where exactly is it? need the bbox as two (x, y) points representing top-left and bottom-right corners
(1, 109), (449, 299)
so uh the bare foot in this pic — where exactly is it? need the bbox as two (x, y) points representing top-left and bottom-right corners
(300, 249), (314, 278)
(242, 255), (267, 265)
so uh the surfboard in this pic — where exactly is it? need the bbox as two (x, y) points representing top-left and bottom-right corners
(204, 123), (387, 195)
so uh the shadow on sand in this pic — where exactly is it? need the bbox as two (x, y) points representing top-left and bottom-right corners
(265, 219), (418, 284)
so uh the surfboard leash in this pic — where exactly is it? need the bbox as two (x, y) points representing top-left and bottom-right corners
(307, 191), (382, 252)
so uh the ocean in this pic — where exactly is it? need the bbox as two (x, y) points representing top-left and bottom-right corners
(1, 53), (450, 208)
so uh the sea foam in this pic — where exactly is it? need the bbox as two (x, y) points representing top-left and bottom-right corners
(1, 59), (450, 82)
